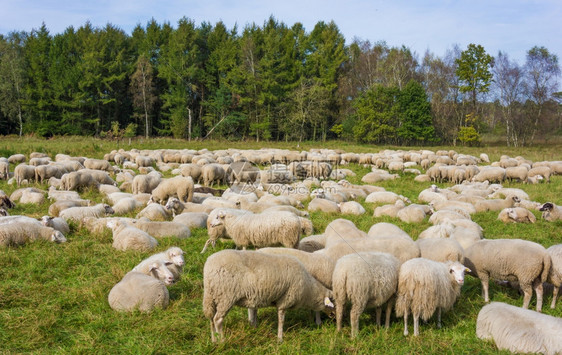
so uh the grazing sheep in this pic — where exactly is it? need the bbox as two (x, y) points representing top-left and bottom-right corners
(0, 161), (9, 180)
(395, 258), (469, 336)
(108, 260), (174, 312)
(48, 199), (91, 217)
(464, 239), (551, 312)
(150, 176), (194, 204)
(131, 220), (191, 239)
(180, 164), (202, 184)
(83, 158), (112, 171)
(528, 166), (552, 183)
(472, 167), (506, 183)
(0, 221), (67, 246)
(203, 250), (335, 342)
(99, 184), (121, 195)
(132, 171), (162, 194)
(135, 155), (154, 167)
(107, 219), (158, 252)
(416, 238), (465, 263)
(202, 210), (301, 253)
(539, 202), (562, 221)
(132, 246), (185, 280)
(14, 164), (36, 186)
(59, 204), (115, 223)
(41, 216), (70, 234)
(497, 207), (536, 223)
(202, 163), (227, 187)
(546, 244), (562, 309)
(333, 252), (400, 337)
(476, 302), (562, 355)
(61, 171), (100, 191)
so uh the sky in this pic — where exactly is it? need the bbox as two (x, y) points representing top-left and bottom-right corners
(0, 0), (560, 65)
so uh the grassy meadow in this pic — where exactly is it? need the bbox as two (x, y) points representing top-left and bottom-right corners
(0, 135), (561, 354)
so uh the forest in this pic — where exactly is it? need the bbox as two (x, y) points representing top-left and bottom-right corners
(0, 16), (560, 146)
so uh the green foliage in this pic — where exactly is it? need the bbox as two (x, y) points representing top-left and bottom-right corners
(455, 43), (494, 107)
(352, 84), (398, 143)
(396, 80), (437, 144)
(457, 126), (481, 145)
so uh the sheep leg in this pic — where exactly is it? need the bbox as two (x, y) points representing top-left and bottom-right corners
(533, 279), (543, 312)
(277, 308), (285, 343)
(248, 308), (258, 327)
(213, 315), (224, 342)
(413, 311), (420, 336)
(521, 283), (533, 309)
(480, 276), (490, 302)
(210, 320), (216, 343)
(385, 298), (395, 328)
(315, 311), (321, 326)
(552, 285), (560, 309)
(350, 302), (365, 338)
(437, 308), (442, 328)
(336, 300), (345, 332)
(375, 307), (382, 326)
(403, 310), (409, 336)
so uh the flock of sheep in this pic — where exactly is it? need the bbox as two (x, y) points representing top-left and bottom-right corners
(1, 147), (561, 353)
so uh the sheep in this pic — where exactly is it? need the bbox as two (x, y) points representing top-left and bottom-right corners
(48, 199), (91, 217)
(29, 157), (51, 166)
(201, 163), (227, 187)
(203, 249), (335, 342)
(14, 164), (36, 186)
(429, 210), (470, 225)
(505, 166), (529, 182)
(396, 204), (427, 223)
(19, 189), (46, 205)
(417, 222), (456, 240)
(172, 212), (208, 229)
(180, 164), (202, 184)
(107, 260), (174, 312)
(373, 200), (405, 218)
(338, 201), (366, 215)
(308, 198), (340, 213)
(322, 236), (419, 264)
(131, 220), (191, 239)
(111, 197), (144, 215)
(59, 204), (115, 223)
(132, 246), (185, 280)
(449, 226), (482, 250)
(415, 238), (464, 263)
(395, 258), (469, 336)
(528, 166), (552, 183)
(546, 244), (562, 309)
(472, 167), (506, 183)
(135, 155), (154, 167)
(333, 252), (400, 337)
(497, 207), (536, 223)
(83, 158), (112, 171)
(417, 185), (449, 203)
(61, 171), (100, 191)
(202, 210), (301, 253)
(132, 171), (162, 194)
(8, 154), (26, 164)
(476, 302), (562, 355)
(464, 239), (551, 312)
(150, 176), (194, 204)
(474, 195), (521, 213)
(41, 216), (70, 235)
(489, 187), (530, 200)
(0, 208), (8, 216)
(0, 221), (67, 246)
(0, 161), (10, 180)
(367, 222), (412, 240)
(430, 199), (477, 215)
(99, 184), (121, 195)
(262, 205), (309, 217)
(365, 191), (410, 205)
(324, 219), (367, 248)
(298, 234), (327, 253)
(0, 195), (16, 210)
(539, 202), (562, 221)
(107, 219), (158, 252)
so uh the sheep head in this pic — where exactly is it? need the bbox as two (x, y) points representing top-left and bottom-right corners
(51, 230), (67, 243)
(447, 261), (469, 286)
(539, 202), (554, 212)
(167, 247), (185, 267)
(149, 261), (175, 286)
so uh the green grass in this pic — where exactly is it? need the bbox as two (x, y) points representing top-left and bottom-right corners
(0, 137), (561, 354)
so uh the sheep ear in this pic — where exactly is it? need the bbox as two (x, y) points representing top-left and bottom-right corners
(165, 261), (174, 266)
(324, 297), (334, 308)
(465, 267), (471, 273)
(149, 263), (159, 272)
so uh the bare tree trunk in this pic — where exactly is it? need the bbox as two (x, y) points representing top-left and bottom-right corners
(187, 108), (192, 141)
(17, 103), (22, 137)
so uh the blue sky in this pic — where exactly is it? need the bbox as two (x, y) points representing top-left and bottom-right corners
(1, 0), (560, 64)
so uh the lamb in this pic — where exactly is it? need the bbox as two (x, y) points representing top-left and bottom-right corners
(59, 204), (115, 223)
(338, 201), (366, 215)
(333, 252), (400, 337)
(202, 210), (301, 253)
(395, 258), (469, 336)
(497, 207), (536, 223)
(131, 220), (191, 239)
(546, 244), (562, 309)
(107, 219), (158, 252)
(132, 246), (185, 280)
(107, 260), (174, 312)
(14, 164), (36, 186)
(150, 176), (194, 204)
(203, 249), (334, 342)
(48, 199), (91, 217)
(539, 202), (562, 221)
(41, 216), (70, 235)
(0, 221), (67, 246)
(476, 302), (562, 355)
(464, 239), (551, 311)
(132, 171), (162, 194)
(415, 238), (465, 263)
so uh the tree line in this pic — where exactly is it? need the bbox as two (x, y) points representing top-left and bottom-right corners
(0, 16), (560, 146)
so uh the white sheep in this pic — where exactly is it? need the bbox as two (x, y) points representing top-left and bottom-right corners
(322, 236), (420, 264)
(150, 176), (194, 204)
(417, 222), (456, 240)
(19, 189), (46, 205)
(135, 198), (183, 221)
(474, 195), (521, 213)
(41, 216), (70, 235)
(108, 260), (174, 312)
(0, 221), (67, 246)
(0, 161), (9, 180)
(546, 244), (562, 309)
(464, 239), (551, 312)
(308, 198), (340, 213)
(324, 218), (367, 248)
(131, 171), (162, 194)
(333, 252), (400, 337)
(497, 207), (536, 223)
(131, 220), (191, 239)
(415, 238), (464, 263)
(476, 302), (562, 355)
(337, 201), (366, 215)
(365, 191), (410, 205)
(107, 219), (158, 252)
(132, 246), (185, 280)
(396, 204), (427, 223)
(202, 209), (301, 253)
(395, 258), (469, 336)
(203, 250), (334, 342)
(201, 163), (227, 187)
(367, 222), (411, 241)
(472, 166), (506, 183)
(373, 200), (406, 218)
(111, 197), (144, 215)
(14, 164), (36, 186)
(298, 234), (327, 253)
(59, 203), (115, 223)
(48, 199), (91, 217)
(47, 186), (81, 201)
(172, 212), (208, 229)
(539, 202), (562, 221)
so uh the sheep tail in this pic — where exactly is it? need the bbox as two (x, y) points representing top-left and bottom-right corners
(541, 253), (552, 283)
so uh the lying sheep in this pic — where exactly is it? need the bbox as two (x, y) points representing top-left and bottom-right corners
(474, 195), (521, 213)
(308, 198), (340, 213)
(365, 191), (410, 205)
(132, 246), (185, 280)
(48, 199), (91, 217)
(131, 220), (191, 239)
(47, 186), (81, 201)
(0, 221), (67, 246)
(476, 302), (562, 355)
(111, 197), (144, 215)
(416, 238), (464, 263)
(203, 250), (334, 342)
(298, 234), (327, 253)
(107, 220), (158, 252)
(333, 252), (400, 337)
(324, 219), (367, 248)
(464, 239), (551, 312)
(172, 212), (208, 229)
(395, 258), (469, 336)
(396, 204), (427, 223)
(41, 216), (70, 235)
(546, 244), (562, 309)
(19, 190), (45, 205)
(338, 201), (366, 215)
(367, 222), (411, 241)
(539, 202), (562, 221)
(108, 260), (174, 312)
(202, 210), (301, 253)
(373, 200), (405, 218)
(0, 195), (15, 211)
(59, 204), (114, 223)
(150, 176), (194, 204)
(497, 207), (536, 223)
(417, 222), (456, 240)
